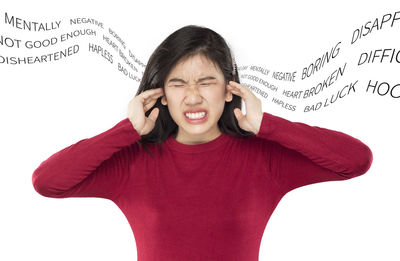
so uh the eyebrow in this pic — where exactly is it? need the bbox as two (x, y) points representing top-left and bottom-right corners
(167, 76), (217, 84)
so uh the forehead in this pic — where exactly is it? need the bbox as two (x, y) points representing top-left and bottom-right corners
(166, 54), (223, 80)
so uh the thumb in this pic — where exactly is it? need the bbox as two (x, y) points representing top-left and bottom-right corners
(148, 107), (159, 122)
(234, 108), (244, 121)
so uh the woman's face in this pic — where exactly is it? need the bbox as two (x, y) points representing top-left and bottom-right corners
(161, 54), (233, 144)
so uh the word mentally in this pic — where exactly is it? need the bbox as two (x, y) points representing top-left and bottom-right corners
(4, 12), (61, 31)
(249, 66), (270, 76)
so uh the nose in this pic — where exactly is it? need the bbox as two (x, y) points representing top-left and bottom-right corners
(184, 84), (203, 104)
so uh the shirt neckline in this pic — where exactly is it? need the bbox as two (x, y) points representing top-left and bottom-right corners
(165, 132), (230, 153)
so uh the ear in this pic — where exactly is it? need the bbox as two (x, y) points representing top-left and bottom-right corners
(225, 84), (233, 102)
(161, 95), (167, 106)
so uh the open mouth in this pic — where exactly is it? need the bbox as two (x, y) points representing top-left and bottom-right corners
(184, 111), (208, 123)
(184, 111), (207, 119)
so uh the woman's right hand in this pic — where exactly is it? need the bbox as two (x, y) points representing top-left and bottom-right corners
(128, 88), (165, 136)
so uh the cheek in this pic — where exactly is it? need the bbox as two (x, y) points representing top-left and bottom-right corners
(164, 94), (182, 115)
(203, 88), (226, 104)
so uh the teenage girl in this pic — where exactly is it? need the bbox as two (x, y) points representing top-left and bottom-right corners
(33, 25), (373, 261)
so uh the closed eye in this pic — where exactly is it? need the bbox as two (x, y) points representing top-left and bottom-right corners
(172, 83), (214, 87)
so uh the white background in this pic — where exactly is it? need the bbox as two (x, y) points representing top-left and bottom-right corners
(1, 0), (399, 260)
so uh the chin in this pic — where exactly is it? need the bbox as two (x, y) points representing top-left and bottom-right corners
(181, 122), (213, 133)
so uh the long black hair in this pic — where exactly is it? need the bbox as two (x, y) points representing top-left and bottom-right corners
(135, 25), (254, 156)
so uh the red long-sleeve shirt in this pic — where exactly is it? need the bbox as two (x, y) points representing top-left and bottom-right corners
(32, 112), (373, 261)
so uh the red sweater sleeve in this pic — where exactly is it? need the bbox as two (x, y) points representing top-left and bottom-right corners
(32, 118), (141, 200)
(256, 112), (373, 195)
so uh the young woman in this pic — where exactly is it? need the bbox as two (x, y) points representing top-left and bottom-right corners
(32, 25), (373, 261)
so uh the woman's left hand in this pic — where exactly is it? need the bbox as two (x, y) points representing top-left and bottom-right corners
(227, 81), (263, 135)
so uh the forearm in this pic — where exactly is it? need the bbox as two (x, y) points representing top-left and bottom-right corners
(32, 118), (140, 198)
(256, 112), (373, 177)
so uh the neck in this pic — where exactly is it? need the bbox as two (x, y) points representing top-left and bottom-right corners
(175, 128), (222, 145)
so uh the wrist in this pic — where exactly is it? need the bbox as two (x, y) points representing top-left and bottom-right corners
(129, 118), (142, 136)
(254, 112), (263, 135)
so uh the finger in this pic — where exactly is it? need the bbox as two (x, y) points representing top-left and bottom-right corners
(234, 108), (245, 119)
(228, 86), (242, 93)
(143, 99), (158, 112)
(228, 81), (250, 92)
(145, 88), (164, 99)
(228, 81), (253, 101)
(148, 107), (158, 120)
(143, 93), (162, 104)
(229, 80), (243, 86)
(142, 93), (164, 107)
(228, 82), (244, 92)
(228, 86), (243, 97)
(143, 93), (164, 109)
(141, 88), (164, 100)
